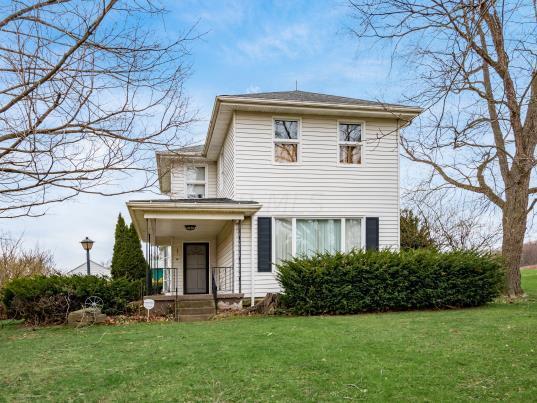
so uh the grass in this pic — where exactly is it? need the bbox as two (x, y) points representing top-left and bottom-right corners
(1, 271), (537, 402)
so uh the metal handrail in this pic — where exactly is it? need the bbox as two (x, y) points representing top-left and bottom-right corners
(211, 266), (234, 294)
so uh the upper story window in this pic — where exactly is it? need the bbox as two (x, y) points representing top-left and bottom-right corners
(338, 122), (363, 165)
(274, 119), (299, 163)
(186, 166), (206, 198)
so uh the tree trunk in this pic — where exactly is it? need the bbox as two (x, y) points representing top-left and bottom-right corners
(502, 178), (530, 297)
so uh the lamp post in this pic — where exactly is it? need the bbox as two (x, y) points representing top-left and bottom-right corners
(80, 237), (94, 275)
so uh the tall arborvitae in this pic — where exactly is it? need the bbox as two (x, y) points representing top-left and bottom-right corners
(111, 214), (148, 280)
(126, 222), (148, 281)
(111, 214), (128, 279)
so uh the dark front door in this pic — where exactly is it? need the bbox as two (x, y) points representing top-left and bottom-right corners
(183, 243), (209, 294)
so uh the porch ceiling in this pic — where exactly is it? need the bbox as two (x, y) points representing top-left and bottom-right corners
(126, 198), (261, 242)
(151, 218), (228, 243)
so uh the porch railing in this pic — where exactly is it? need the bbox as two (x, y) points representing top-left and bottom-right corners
(211, 266), (234, 294)
(149, 267), (179, 295)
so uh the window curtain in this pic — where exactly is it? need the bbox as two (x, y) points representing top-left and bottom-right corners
(296, 219), (341, 257)
(275, 218), (292, 263)
(345, 219), (362, 251)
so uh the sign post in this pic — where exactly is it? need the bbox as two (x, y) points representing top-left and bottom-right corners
(143, 298), (155, 322)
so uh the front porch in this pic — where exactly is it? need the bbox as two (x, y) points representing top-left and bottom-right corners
(127, 198), (261, 302)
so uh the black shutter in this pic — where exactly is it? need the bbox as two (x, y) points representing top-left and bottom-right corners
(366, 217), (379, 251)
(257, 217), (272, 272)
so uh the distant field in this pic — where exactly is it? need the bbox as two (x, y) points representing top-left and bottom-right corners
(1, 270), (536, 401)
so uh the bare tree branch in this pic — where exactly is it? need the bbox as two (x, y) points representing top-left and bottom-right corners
(0, 1), (199, 218)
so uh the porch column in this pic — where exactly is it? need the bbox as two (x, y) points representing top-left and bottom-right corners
(145, 218), (151, 294)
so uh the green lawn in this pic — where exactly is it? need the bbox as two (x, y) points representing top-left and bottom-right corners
(1, 271), (537, 402)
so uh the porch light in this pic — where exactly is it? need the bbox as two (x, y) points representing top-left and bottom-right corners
(185, 224), (196, 231)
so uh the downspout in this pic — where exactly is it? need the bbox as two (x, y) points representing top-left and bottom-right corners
(250, 217), (255, 307)
(231, 222), (235, 293)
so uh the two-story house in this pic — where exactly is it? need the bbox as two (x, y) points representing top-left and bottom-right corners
(127, 90), (421, 308)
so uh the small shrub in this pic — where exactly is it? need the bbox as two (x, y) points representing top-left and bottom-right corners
(276, 249), (504, 315)
(1, 275), (142, 325)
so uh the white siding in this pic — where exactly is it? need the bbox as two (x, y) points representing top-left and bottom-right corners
(170, 161), (217, 198)
(217, 122), (235, 198)
(233, 111), (400, 297)
(216, 222), (233, 267)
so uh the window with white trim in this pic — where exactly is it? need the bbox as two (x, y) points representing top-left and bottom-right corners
(273, 218), (364, 262)
(338, 123), (363, 164)
(274, 119), (299, 163)
(185, 166), (206, 198)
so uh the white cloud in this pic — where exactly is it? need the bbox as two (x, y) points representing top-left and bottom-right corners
(232, 23), (318, 61)
(245, 85), (261, 94)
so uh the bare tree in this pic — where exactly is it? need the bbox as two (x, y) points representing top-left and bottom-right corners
(0, 233), (55, 287)
(404, 189), (501, 252)
(349, 0), (537, 296)
(0, 1), (196, 219)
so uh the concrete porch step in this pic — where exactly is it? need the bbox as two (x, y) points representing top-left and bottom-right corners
(179, 313), (214, 322)
(178, 300), (215, 309)
(178, 307), (215, 315)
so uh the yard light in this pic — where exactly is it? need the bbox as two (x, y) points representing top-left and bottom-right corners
(80, 237), (94, 275)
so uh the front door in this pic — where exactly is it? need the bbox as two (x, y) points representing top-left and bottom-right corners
(183, 243), (209, 294)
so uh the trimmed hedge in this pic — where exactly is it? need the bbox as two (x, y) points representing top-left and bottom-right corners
(276, 249), (504, 315)
(1, 275), (141, 325)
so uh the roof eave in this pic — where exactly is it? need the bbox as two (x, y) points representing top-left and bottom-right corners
(127, 200), (262, 211)
(217, 95), (423, 115)
(203, 96), (223, 156)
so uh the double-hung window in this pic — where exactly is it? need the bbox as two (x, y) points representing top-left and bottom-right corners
(185, 166), (206, 198)
(274, 119), (299, 163)
(338, 122), (363, 165)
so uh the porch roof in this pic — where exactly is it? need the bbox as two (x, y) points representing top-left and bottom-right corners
(127, 198), (261, 242)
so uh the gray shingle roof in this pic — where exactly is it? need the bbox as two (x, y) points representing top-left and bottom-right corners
(221, 90), (413, 109)
(173, 144), (204, 153)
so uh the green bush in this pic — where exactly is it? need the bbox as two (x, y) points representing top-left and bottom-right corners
(276, 249), (504, 315)
(1, 275), (142, 325)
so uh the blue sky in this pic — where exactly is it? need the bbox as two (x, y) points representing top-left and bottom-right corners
(4, 0), (416, 270)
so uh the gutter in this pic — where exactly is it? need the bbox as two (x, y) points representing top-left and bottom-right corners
(217, 95), (423, 114)
(126, 201), (262, 212)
